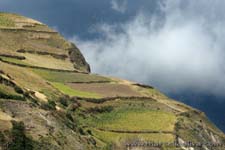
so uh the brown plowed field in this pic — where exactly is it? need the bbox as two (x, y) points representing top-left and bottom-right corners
(67, 83), (142, 97)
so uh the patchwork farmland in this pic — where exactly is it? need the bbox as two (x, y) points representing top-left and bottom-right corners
(0, 12), (224, 150)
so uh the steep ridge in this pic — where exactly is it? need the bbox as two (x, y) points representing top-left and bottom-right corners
(0, 13), (224, 150)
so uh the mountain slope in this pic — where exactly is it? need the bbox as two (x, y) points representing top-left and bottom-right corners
(0, 13), (224, 150)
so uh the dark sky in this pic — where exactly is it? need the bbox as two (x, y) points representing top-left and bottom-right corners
(1, 0), (225, 132)
(0, 0), (159, 39)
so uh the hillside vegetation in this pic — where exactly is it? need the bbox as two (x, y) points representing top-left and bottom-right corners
(0, 12), (224, 150)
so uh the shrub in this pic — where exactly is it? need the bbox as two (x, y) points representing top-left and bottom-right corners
(48, 100), (56, 109)
(0, 132), (5, 145)
(66, 112), (74, 122)
(40, 100), (56, 110)
(78, 127), (85, 135)
(14, 86), (23, 94)
(88, 106), (114, 113)
(0, 16), (15, 27)
(88, 137), (96, 146)
(59, 96), (69, 107)
(0, 91), (25, 101)
(87, 129), (92, 135)
(9, 121), (33, 150)
(68, 103), (79, 111)
(180, 112), (191, 118)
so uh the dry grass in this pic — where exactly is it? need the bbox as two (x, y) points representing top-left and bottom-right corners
(22, 53), (74, 70)
(0, 100), (52, 140)
(20, 41), (68, 55)
(0, 49), (18, 55)
(0, 84), (19, 96)
(0, 12), (43, 29)
(0, 111), (12, 131)
(0, 111), (12, 121)
(0, 120), (12, 131)
(0, 62), (60, 99)
(133, 85), (192, 113)
(0, 13), (15, 27)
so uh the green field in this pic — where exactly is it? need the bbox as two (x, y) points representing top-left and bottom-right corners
(92, 128), (175, 144)
(0, 56), (28, 65)
(81, 108), (176, 132)
(32, 69), (111, 83)
(79, 107), (176, 148)
(51, 82), (102, 98)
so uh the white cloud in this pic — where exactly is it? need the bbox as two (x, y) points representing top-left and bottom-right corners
(110, 0), (127, 13)
(72, 0), (225, 96)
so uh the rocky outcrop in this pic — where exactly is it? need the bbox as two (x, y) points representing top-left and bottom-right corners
(68, 43), (91, 73)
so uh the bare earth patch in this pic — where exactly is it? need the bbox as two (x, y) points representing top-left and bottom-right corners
(67, 83), (142, 97)
(34, 91), (48, 102)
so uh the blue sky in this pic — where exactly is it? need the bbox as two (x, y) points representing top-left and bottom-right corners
(1, 0), (225, 132)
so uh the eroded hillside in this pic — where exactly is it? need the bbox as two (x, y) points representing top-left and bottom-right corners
(0, 13), (224, 150)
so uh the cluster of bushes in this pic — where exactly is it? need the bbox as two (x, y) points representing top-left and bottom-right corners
(0, 91), (25, 101)
(0, 76), (25, 101)
(133, 83), (154, 89)
(40, 95), (82, 112)
(87, 106), (114, 114)
(40, 100), (56, 110)
(59, 96), (81, 111)
(14, 86), (24, 94)
(0, 77), (14, 87)
(59, 95), (69, 107)
(8, 121), (33, 150)
(0, 132), (6, 147)
(82, 98), (108, 104)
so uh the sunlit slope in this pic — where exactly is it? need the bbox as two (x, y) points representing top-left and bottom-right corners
(0, 12), (90, 73)
(0, 13), (224, 150)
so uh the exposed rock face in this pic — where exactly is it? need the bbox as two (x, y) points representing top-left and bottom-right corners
(0, 13), (224, 150)
(68, 43), (91, 73)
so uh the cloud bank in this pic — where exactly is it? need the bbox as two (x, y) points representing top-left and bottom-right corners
(110, 0), (127, 13)
(72, 0), (225, 96)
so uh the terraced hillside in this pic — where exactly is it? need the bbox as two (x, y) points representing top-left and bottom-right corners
(0, 12), (224, 150)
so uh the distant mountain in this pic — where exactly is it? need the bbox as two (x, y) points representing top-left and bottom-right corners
(0, 12), (224, 150)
